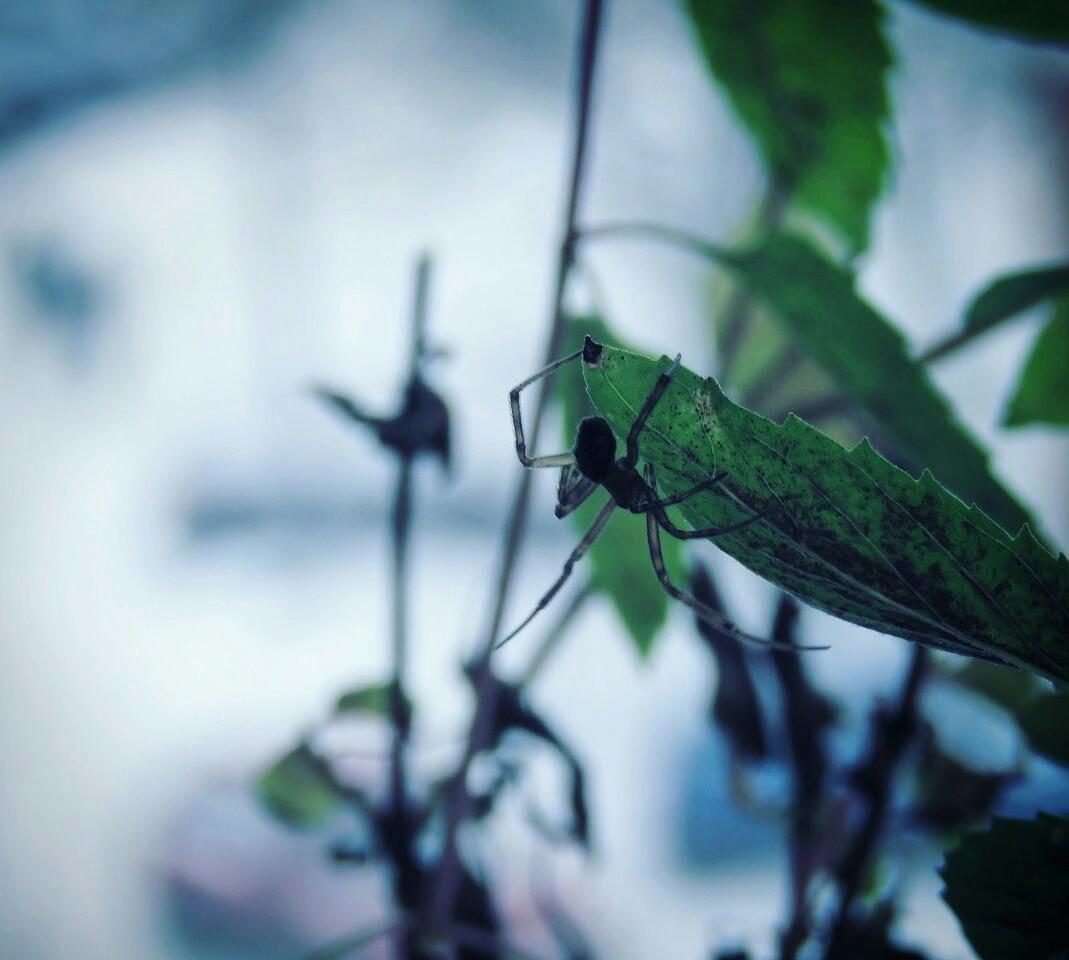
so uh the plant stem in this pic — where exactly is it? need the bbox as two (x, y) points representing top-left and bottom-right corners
(915, 325), (984, 365)
(390, 253), (431, 753)
(426, 0), (605, 937)
(769, 595), (831, 960)
(822, 645), (929, 959)
(581, 219), (732, 259)
(389, 255), (432, 959)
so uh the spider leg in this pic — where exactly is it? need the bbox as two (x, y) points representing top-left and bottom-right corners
(623, 353), (682, 467)
(637, 471), (728, 510)
(643, 466), (828, 652)
(644, 507), (763, 644)
(495, 497), (617, 649)
(555, 470), (598, 519)
(645, 464), (762, 539)
(644, 508), (826, 652)
(510, 348), (584, 467)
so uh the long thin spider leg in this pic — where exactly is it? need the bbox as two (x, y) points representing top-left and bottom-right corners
(557, 463), (582, 502)
(495, 498), (617, 649)
(510, 348), (584, 467)
(555, 473), (598, 519)
(644, 509), (827, 652)
(653, 505), (763, 540)
(637, 471), (728, 510)
(646, 463), (762, 538)
(623, 353), (682, 467)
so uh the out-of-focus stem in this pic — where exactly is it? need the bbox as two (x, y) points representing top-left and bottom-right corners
(426, 0), (605, 938)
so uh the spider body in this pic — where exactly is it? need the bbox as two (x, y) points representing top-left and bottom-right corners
(572, 416), (650, 512)
(500, 336), (794, 650)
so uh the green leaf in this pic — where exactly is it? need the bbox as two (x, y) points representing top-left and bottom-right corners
(714, 232), (1039, 538)
(941, 813), (1069, 960)
(558, 317), (682, 656)
(950, 660), (1042, 715)
(685, 0), (892, 251)
(581, 341), (1069, 683)
(964, 263), (1069, 335)
(905, 0), (1069, 47)
(1018, 693), (1069, 768)
(1003, 301), (1069, 428)
(335, 681), (392, 717)
(257, 744), (342, 828)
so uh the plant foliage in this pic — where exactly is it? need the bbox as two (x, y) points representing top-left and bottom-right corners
(581, 341), (1069, 682)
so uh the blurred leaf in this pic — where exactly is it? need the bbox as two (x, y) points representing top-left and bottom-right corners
(334, 682), (411, 738)
(558, 315), (682, 656)
(1018, 692), (1069, 768)
(468, 667), (591, 848)
(911, 722), (1019, 832)
(941, 813), (1069, 960)
(316, 375), (451, 470)
(904, 0), (1069, 46)
(582, 341), (1069, 683)
(691, 564), (769, 762)
(949, 660), (1042, 714)
(1003, 301), (1069, 428)
(257, 744), (343, 829)
(963, 263), (1069, 335)
(685, 0), (892, 251)
(714, 233), (1039, 537)
(335, 682), (392, 717)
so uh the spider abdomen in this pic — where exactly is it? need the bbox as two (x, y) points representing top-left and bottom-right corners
(574, 416), (617, 483)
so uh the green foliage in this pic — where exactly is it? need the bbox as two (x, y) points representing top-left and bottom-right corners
(257, 744), (342, 828)
(941, 813), (1069, 960)
(962, 263), (1069, 336)
(685, 0), (892, 250)
(1004, 301), (1069, 428)
(557, 317), (682, 656)
(905, 0), (1069, 46)
(335, 681), (393, 717)
(1018, 692), (1069, 768)
(950, 659), (1043, 714)
(581, 342), (1069, 682)
(682, 230), (1039, 537)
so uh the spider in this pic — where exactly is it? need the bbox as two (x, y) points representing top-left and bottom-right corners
(500, 335), (779, 650)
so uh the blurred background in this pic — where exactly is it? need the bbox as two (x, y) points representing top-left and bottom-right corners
(0, 1), (1066, 958)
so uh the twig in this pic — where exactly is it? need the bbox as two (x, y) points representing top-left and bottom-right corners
(822, 645), (929, 959)
(768, 595), (832, 960)
(426, 0), (605, 938)
(580, 219), (732, 259)
(390, 254), (432, 799)
(914, 326), (978, 365)
(386, 255), (434, 959)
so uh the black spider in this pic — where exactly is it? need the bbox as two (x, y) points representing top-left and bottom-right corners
(501, 335), (776, 649)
